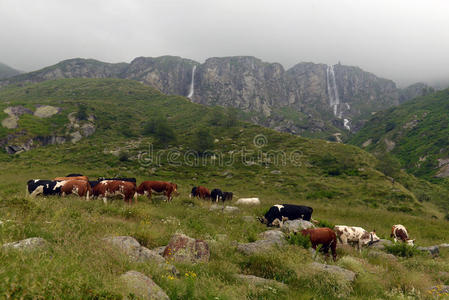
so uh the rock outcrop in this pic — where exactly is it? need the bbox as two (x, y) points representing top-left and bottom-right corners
(2, 237), (48, 251)
(163, 233), (210, 263)
(237, 230), (286, 255)
(281, 219), (315, 234)
(120, 270), (169, 300)
(308, 262), (356, 282)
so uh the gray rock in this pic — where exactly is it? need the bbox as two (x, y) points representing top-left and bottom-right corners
(237, 230), (286, 255)
(281, 219), (315, 234)
(270, 170), (281, 174)
(417, 245), (439, 256)
(120, 270), (169, 300)
(163, 233), (210, 263)
(439, 243), (449, 249)
(34, 105), (60, 118)
(152, 246), (166, 256)
(104, 236), (178, 275)
(81, 123), (96, 137)
(70, 131), (82, 143)
(2, 237), (47, 251)
(224, 206), (239, 213)
(368, 239), (392, 250)
(235, 274), (287, 289)
(309, 262), (356, 282)
(367, 250), (397, 261)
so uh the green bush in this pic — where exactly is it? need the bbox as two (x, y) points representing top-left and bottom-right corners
(286, 233), (311, 249)
(384, 243), (421, 258)
(143, 116), (177, 146)
(118, 151), (129, 162)
(316, 219), (335, 229)
(192, 128), (214, 155)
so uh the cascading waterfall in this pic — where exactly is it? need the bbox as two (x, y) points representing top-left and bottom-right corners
(187, 65), (196, 99)
(326, 64), (341, 118)
(343, 118), (351, 131)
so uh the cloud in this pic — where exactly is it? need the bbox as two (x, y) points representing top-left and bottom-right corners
(1, 0), (448, 86)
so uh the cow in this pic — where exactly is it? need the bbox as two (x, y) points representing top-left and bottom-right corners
(222, 192), (233, 202)
(211, 189), (223, 202)
(60, 180), (92, 200)
(136, 181), (178, 202)
(54, 176), (88, 182)
(92, 180), (137, 204)
(190, 186), (210, 200)
(89, 181), (100, 188)
(391, 224), (414, 245)
(27, 179), (67, 197)
(236, 197), (260, 205)
(301, 227), (337, 261)
(259, 204), (313, 227)
(66, 173), (84, 177)
(334, 225), (380, 251)
(98, 177), (136, 184)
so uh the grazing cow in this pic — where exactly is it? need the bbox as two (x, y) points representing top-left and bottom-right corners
(236, 197), (260, 205)
(391, 224), (414, 245)
(190, 186), (210, 200)
(334, 225), (380, 250)
(301, 227), (337, 261)
(27, 179), (67, 197)
(136, 181), (178, 202)
(98, 177), (136, 184)
(89, 181), (100, 188)
(66, 173), (84, 177)
(211, 189), (223, 202)
(222, 192), (233, 202)
(60, 180), (92, 200)
(54, 176), (89, 182)
(92, 180), (137, 204)
(259, 204), (313, 227)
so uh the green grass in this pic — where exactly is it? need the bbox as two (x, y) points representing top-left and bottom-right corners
(1, 78), (449, 298)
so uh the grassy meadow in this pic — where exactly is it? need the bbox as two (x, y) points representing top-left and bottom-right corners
(1, 79), (449, 299)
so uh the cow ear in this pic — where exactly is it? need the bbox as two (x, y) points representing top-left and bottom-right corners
(373, 229), (376, 233)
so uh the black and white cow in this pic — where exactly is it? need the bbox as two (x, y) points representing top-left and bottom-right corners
(259, 204), (313, 226)
(211, 189), (223, 202)
(88, 181), (100, 189)
(26, 179), (66, 198)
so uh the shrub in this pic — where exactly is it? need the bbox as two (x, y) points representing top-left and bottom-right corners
(118, 151), (129, 162)
(192, 128), (214, 155)
(77, 103), (88, 120)
(143, 116), (177, 146)
(316, 219), (335, 229)
(384, 243), (421, 258)
(286, 233), (311, 249)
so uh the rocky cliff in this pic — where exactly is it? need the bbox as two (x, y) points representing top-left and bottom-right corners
(0, 56), (423, 139)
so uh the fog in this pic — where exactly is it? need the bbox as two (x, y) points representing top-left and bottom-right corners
(1, 0), (448, 87)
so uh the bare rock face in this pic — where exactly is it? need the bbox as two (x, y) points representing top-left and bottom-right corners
(2, 237), (47, 251)
(163, 233), (210, 263)
(237, 230), (286, 255)
(120, 270), (169, 300)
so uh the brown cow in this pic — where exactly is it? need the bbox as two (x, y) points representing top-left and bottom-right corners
(136, 181), (178, 202)
(190, 186), (210, 200)
(391, 224), (414, 245)
(301, 227), (337, 261)
(54, 176), (89, 182)
(60, 180), (92, 200)
(93, 180), (137, 204)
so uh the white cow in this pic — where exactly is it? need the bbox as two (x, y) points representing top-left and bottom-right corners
(391, 224), (414, 245)
(334, 225), (380, 250)
(235, 198), (260, 205)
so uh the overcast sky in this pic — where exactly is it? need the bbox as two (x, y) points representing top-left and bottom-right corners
(1, 0), (448, 86)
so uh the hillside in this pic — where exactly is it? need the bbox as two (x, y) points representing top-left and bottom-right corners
(349, 89), (449, 183)
(0, 62), (21, 79)
(0, 56), (429, 140)
(1, 79), (449, 298)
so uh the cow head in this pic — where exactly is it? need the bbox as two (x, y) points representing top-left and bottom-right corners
(271, 218), (283, 228)
(367, 230), (380, 246)
(406, 239), (415, 246)
(257, 216), (268, 224)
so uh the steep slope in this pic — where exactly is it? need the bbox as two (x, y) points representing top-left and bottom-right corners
(0, 62), (21, 79)
(0, 57), (430, 139)
(349, 89), (449, 181)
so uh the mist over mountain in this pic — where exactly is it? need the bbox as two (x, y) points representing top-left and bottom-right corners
(0, 62), (21, 79)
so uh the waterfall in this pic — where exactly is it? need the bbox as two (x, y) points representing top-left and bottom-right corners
(187, 65), (196, 99)
(343, 118), (351, 131)
(326, 64), (341, 118)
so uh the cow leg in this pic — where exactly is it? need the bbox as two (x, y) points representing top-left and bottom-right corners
(103, 197), (108, 204)
(30, 186), (44, 198)
(331, 241), (337, 261)
(86, 190), (90, 201)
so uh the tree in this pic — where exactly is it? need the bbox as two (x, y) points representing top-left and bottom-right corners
(193, 128), (214, 155)
(142, 116), (176, 147)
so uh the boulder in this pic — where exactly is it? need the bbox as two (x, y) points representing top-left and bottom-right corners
(237, 230), (286, 255)
(34, 105), (60, 118)
(309, 262), (356, 282)
(81, 123), (96, 137)
(417, 245), (439, 256)
(281, 219), (315, 234)
(104, 236), (178, 275)
(152, 246), (166, 256)
(2, 237), (47, 251)
(235, 274), (287, 289)
(163, 233), (210, 263)
(120, 270), (169, 300)
(70, 131), (82, 143)
(368, 239), (392, 250)
(367, 250), (397, 261)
